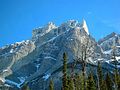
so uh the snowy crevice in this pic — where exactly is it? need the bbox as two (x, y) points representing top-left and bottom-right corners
(5, 77), (26, 88)
(103, 49), (112, 54)
(42, 73), (51, 81)
(36, 64), (41, 71)
(44, 56), (56, 61)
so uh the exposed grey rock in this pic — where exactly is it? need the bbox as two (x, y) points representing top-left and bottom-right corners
(0, 20), (119, 90)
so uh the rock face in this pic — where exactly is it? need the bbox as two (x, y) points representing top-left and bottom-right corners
(0, 40), (35, 74)
(98, 32), (120, 51)
(0, 19), (119, 90)
(98, 32), (120, 66)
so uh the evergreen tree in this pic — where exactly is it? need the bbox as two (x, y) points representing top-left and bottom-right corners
(112, 46), (119, 90)
(102, 80), (107, 90)
(62, 52), (68, 90)
(21, 83), (30, 90)
(117, 75), (120, 90)
(112, 41), (119, 90)
(114, 68), (119, 90)
(68, 76), (75, 90)
(105, 73), (113, 90)
(87, 72), (96, 90)
(74, 73), (84, 90)
(49, 79), (54, 90)
(97, 61), (104, 90)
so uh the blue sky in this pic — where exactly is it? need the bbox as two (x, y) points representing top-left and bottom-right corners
(0, 0), (120, 47)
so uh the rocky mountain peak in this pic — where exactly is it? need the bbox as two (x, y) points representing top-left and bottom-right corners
(98, 32), (120, 52)
(32, 19), (90, 43)
(0, 19), (120, 90)
(66, 20), (79, 27)
(81, 19), (89, 35)
(45, 22), (57, 30)
(98, 32), (117, 45)
(32, 22), (57, 41)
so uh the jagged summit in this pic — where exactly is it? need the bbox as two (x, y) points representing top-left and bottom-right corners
(98, 32), (120, 52)
(81, 19), (89, 35)
(98, 32), (117, 44)
(65, 20), (79, 27)
(32, 19), (89, 40)
(45, 22), (57, 30)
(32, 22), (57, 40)
(62, 19), (89, 35)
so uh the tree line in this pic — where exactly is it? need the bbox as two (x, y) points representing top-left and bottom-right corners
(49, 52), (120, 90)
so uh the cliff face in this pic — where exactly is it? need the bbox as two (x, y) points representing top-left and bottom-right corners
(0, 20), (119, 90)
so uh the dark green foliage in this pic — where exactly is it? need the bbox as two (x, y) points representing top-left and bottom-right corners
(62, 52), (69, 90)
(74, 75), (80, 90)
(87, 73), (96, 90)
(113, 62), (120, 90)
(49, 79), (54, 90)
(105, 73), (113, 90)
(60, 52), (119, 90)
(74, 73), (83, 90)
(97, 61), (104, 90)
(101, 80), (107, 90)
(117, 75), (120, 90)
(21, 83), (30, 90)
(68, 76), (75, 90)
(113, 67), (120, 90)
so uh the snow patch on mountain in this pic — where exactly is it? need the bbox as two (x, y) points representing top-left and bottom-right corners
(5, 77), (26, 88)
(82, 19), (89, 35)
(17, 77), (26, 86)
(10, 49), (14, 53)
(103, 49), (112, 54)
(0, 77), (5, 83)
(36, 64), (41, 71)
(116, 56), (120, 61)
(116, 46), (120, 48)
(5, 79), (21, 88)
(43, 73), (51, 81)
(2, 68), (10, 73)
(44, 56), (56, 61)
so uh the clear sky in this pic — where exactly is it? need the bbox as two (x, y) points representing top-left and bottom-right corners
(0, 0), (120, 47)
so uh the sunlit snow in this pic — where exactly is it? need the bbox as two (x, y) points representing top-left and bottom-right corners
(5, 77), (26, 88)
(43, 73), (51, 81)
(103, 49), (112, 54)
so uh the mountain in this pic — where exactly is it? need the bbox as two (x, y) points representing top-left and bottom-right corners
(98, 32), (120, 67)
(0, 19), (119, 90)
